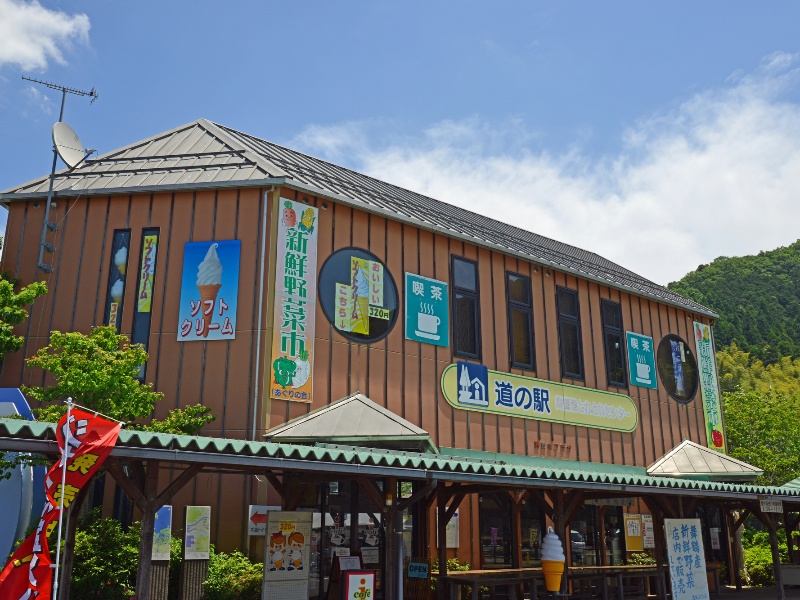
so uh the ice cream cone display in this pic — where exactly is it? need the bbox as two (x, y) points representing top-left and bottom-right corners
(114, 246), (128, 275)
(110, 279), (124, 303)
(541, 526), (566, 592)
(196, 243), (223, 338)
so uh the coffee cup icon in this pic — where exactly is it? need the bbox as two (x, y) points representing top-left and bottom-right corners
(635, 362), (651, 383)
(415, 312), (441, 340)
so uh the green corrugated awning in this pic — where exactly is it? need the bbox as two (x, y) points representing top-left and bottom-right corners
(0, 418), (797, 503)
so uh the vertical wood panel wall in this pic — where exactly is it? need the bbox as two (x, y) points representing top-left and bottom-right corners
(1, 187), (715, 553)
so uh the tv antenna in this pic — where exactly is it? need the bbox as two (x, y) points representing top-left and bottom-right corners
(22, 77), (98, 274)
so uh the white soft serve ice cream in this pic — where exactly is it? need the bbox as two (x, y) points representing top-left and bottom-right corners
(110, 279), (124, 301)
(196, 243), (223, 286)
(114, 246), (127, 267)
(541, 526), (565, 561)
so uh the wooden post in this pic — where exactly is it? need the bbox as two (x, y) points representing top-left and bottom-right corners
(385, 478), (397, 600)
(552, 491), (567, 594)
(652, 508), (667, 600)
(726, 510), (743, 590)
(598, 505), (608, 566)
(135, 460), (160, 600)
(766, 513), (786, 600)
(437, 487), (448, 600)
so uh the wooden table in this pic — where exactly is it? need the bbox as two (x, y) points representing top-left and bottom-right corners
(437, 564), (720, 600)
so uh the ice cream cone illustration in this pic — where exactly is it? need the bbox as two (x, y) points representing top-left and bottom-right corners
(110, 279), (124, 303)
(196, 243), (223, 338)
(114, 246), (128, 275)
(352, 261), (370, 335)
(541, 526), (566, 592)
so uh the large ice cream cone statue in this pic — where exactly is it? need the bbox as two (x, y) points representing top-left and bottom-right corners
(196, 243), (223, 338)
(197, 283), (222, 337)
(541, 526), (566, 592)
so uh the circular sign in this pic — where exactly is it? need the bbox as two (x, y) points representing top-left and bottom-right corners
(656, 334), (698, 403)
(318, 248), (398, 343)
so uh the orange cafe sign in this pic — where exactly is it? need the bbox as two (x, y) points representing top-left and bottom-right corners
(442, 362), (638, 433)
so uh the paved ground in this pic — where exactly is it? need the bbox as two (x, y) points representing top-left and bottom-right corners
(716, 586), (800, 599)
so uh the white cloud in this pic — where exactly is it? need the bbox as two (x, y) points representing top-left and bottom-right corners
(23, 85), (52, 114)
(0, 0), (89, 70)
(290, 52), (800, 285)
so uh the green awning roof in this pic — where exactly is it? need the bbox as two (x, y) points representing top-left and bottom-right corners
(0, 418), (797, 502)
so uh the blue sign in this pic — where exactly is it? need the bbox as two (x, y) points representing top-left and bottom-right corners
(407, 562), (429, 579)
(456, 362), (488, 407)
(405, 273), (449, 347)
(626, 332), (657, 389)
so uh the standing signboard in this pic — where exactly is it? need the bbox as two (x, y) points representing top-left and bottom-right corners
(185, 506), (211, 560)
(405, 273), (449, 346)
(624, 514), (644, 552)
(664, 518), (710, 600)
(693, 322), (726, 451)
(152, 505), (172, 561)
(626, 332), (657, 389)
(270, 199), (319, 403)
(262, 511), (313, 600)
(344, 571), (377, 600)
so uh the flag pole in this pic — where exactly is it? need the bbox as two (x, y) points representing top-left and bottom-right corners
(52, 397), (73, 600)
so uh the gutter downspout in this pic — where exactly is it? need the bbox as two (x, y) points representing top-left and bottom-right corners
(251, 187), (273, 441)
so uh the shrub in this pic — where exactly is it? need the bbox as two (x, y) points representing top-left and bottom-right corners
(203, 549), (263, 600)
(740, 526), (789, 586)
(627, 551), (656, 565)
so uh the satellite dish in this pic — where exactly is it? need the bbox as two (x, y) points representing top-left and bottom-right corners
(52, 121), (86, 169)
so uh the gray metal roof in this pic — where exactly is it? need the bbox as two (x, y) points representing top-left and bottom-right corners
(646, 439), (764, 482)
(0, 118), (715, 317)
(264, 392), (437, 453)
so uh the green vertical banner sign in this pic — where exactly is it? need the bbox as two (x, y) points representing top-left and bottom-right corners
(626, 332), (657, 389)
(693, 321), (726, 452)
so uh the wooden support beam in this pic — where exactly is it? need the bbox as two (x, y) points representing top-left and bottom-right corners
(355, 476), (385, 511)
(266, 474), (284, 498)
(106, 460), (146, 511)
(564, 491), (585, 523)
(527, 489), (554, 519)
(733, 509), (751, 532)
(156, 464), (202, 507)
(397, 479), (437, 513)
(444, 493), (466, 524)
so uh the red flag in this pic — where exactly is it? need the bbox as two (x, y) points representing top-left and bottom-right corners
(0, 408), (121, 600)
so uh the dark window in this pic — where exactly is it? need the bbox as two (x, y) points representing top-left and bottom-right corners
(556, 286), (583, 379)
(601, 299), (626, 387)
(506, 272), (534, 369)
(452, 256), (481, 359)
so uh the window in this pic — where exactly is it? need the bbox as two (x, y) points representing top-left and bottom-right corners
(601, 299), (626, 387)
(556, 287), (583, 379)
(104, 229), (131, 331)
(451, 256), (480, 359)
(506, 272), (534, 369)
(656, 334), (699, 403)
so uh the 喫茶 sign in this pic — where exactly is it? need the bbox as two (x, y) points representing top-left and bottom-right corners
(405, 273), (448, 347)
(626, 332), (657, 389)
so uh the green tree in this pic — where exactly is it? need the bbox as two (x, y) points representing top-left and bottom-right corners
(722, 388), (800, 486)
(717, 344), (800, 395)
(22, 325), (214, 434)
(0, 236), (47, 361)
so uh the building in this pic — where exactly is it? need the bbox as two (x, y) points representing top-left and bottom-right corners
(1, 119), (798, 599)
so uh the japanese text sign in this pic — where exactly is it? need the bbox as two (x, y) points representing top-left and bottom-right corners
(405, 273), (449, 347)
(441, 362), (638, 432)
(0, 409), (120, 599)
(664, 518), (710, 600)
(642, 514), (655, 549)
(270, 199), (319, 403)
(759, 499), (783, 513)
(153, 506), (172, 561)
(624, 514), (644, 552)
(693, 322), (726, 452)
(626, 332), (657, 389)
(263, 511), (313, 599)
(137, 234), (159, 313)
(184, 506), (211, 560)
(177, 240), (240, 341)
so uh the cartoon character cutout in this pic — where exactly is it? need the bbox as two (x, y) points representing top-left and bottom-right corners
(287, 531), (304, 571)
(269, 532), (286, 571)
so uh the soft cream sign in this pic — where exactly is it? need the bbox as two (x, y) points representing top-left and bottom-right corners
(441, 362), (638, 432)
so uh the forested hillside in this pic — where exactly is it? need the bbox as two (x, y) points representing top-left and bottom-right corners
(668, 240), (800, 363)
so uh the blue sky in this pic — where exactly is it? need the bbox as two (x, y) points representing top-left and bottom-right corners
(2, 1), (800, 283)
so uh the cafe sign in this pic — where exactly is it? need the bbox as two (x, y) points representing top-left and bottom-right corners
(441, 362), (638, 432)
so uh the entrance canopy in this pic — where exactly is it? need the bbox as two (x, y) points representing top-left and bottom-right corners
(646, 439), (764, 482)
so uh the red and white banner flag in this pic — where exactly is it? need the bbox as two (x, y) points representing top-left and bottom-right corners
(0, 408), (121, 599)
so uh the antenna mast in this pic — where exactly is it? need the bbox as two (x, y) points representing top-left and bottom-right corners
(22, 77), (98, 274)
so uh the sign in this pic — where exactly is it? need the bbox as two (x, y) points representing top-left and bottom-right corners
(405, 273), (449, 346)
(585, 498), (635, 507)
(710, 528), (721, 550)
(338, 556), (362, 571)
(441, 362), (639, 433)
(642, 514), (655, 549)
(624, 514), (644, 552)
(270, 199), (319, 403)
(344, 571), (376, 600)
(693, 322), (726, 451)
(152, 505), (172, 560)
(760, 499), (783, 513)
(664, 518), (710, 600)
(247, 505), (280, 537)
(177, 240), (240, 341)
(361, 547), (380, 565)
(137, 233), (159, 313)
(407, 562), (429, 579)
(262, 511), (312, 600)
(436, 509), (460, 548)
(626, 332), (657, 389)
(184, 506), (211, 559)
(0, 408), (120, 599)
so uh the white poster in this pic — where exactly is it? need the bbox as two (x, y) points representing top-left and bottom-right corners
(436, 509), (460, 548)
(262, 511), (313, 600)
(184, 506), (211, 560)
(642, 514), (655, 549)
(152, 505), (172, 561)
(664, 518), (710, 600)
(710, 528), (721, 550)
